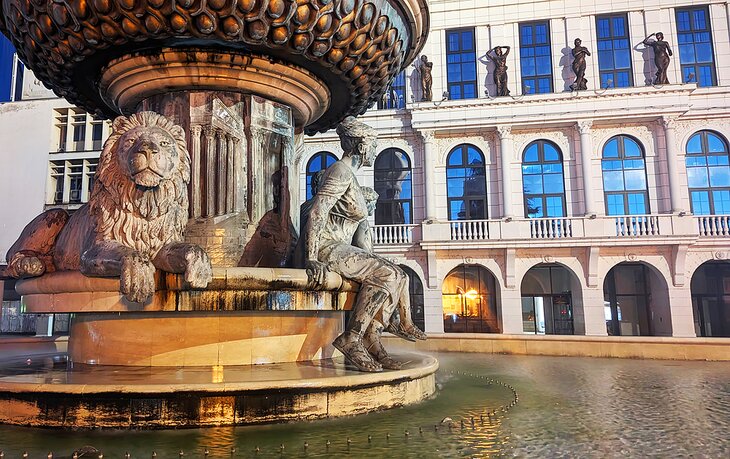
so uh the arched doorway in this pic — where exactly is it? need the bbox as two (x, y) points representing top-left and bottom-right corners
(691, 261), (730, 337)
(400, 265), (425, 332)
(442, 264), (500, 333)
(603, 263), (672, 336)
(521, 264), (576, 334)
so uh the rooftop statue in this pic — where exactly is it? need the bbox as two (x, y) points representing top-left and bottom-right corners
(6, 112), (212, 302)
(304, 116), (426, 372)
(643, 32), (673, 85)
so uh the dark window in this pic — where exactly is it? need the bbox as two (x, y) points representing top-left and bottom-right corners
(0, 35), (15, 103)
(604, 264), (653, 336)
(601, 135), (649, 215)
(374, 149), (412, 224)
(519, 21), (553, 94)
(445, 28), (477, 100)
(68, 159), (83, 203)
(401, 265), (425, 332)
(442, 264), (500, 333)
(92, 122), (104, 150)
(522, 140), (566, 218)
(686, 130), (730, 215)
(305, 151), (338, 199)
(446, 144), (488, 220)
(676, 6), (717, 86)
(596, 14), (633, 88)
(521, 264), (574, 335)
(12, 59), (23, 101)
(377, 71), (406, 109)
(691, 261), (730, 337)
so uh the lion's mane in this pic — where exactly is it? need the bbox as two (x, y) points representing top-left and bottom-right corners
(88, 112), (191, 258)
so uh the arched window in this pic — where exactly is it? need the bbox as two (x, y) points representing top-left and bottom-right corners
(374, 149), (412, 224)
(305, 151), (338, 199)
(686, 131), (730, 215)
(400, 265), (425, 332)
(601, 135), (649, 215)
(446, 144), (487, 220)
(442, 264), (499, 333)
(522, 140), (566, 218)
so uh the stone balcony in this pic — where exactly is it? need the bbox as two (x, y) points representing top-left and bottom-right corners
(372, 215), (730, 249)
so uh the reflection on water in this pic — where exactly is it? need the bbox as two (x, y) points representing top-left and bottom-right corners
(1, 353), (729, 458)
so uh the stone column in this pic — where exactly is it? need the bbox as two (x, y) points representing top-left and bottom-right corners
(421, 129), (437, 221)
(231, 137), (245, 213)
(225, 134), (235, 214)
(577, 121), (598, 216)
(190, 125), (202, 218)
(216, 129), (227, 216)
(203, 126), (216, 217)
(662, 116), (684, 213)
(497, 126), (514, 218)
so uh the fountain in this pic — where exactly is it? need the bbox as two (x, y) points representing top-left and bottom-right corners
(0, 0), (434, 428)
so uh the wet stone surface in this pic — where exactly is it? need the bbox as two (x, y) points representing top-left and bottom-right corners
(0, 352), (728, 457)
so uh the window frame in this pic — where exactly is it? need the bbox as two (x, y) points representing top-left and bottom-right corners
(305, 151), (338, 200)
(685, 130), (730, 215)
(519, 20), (554, 94)
(373, 148), (413, 225)
(521, 140), (567, 218)
(675, 5), (717, 87)
(377, 71), (406, 109)
(601, 135), (651, 216)
(446, 144), (489, 221)
(595, 13), (634, 88)
(445, 27), (478, 100)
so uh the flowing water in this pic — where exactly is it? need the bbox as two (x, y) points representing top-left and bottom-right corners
(0, 352), (728, 458)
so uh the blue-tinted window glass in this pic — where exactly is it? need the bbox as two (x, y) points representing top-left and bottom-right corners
(596, 14), (633, 88)
(675, 7), (717, 86)
(602, 135), (650, 215)
(374, 149), (413, 224)
(447, 144), (487, 220)
(686, 131), (730, 214)
(0, 35), (16, 103)
(446, 29), (478, 100)
(377, 71), (406, 109)
(306, 152), (337, 199)
(520, 22), (553, 94)
(522, 140), (565, 218)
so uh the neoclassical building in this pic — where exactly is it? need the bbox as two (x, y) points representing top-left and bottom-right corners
(299, 0), (730, 338)
(1, 0), (729, 339)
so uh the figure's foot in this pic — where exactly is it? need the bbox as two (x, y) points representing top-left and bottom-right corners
(333, 333), (383, 372)
(120, 253), (156, 303)
(7, 252), (45, 278)
(183, 245), (213, 288)
(363, 332), (403, 370)
(386, 321), (428, 342)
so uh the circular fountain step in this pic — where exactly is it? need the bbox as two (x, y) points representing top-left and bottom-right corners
(0, 352), (438, 428)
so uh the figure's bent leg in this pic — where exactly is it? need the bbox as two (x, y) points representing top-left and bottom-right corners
(385, 271), (428, 341)
(333, 286), (388, 372)
(363, 320), (403, 370)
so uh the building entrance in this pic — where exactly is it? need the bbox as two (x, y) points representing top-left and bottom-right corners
(521, 264), (575, 335)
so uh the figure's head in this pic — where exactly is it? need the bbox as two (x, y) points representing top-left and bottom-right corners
(361, 186), (379, 216)
(336, 116), (378, 167)
(421, 55), (428, 63)
(574, 38), (582, 46)
(495, 47), (503, 56)
(656, 32), (664, 41)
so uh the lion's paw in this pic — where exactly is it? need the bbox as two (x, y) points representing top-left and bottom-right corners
(184, 246), (213, 289)
(120, 253), (156, 303)
(8, 252), (45, 278)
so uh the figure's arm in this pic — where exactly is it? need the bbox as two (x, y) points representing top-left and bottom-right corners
(585, 47), (591, 56)
(643, 33), (655, 46)
(668, 44), (673, 56)
(352, 220), (373, 253)
(502, 46), (511, 56)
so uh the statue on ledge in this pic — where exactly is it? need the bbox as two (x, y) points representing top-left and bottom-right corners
(643, 32), (673, 85)
(304, 116), (426, 372)
(487, 46), (511, 96)
(6, 112), (212, 303)
(570, 38), (591, 91)
(419, 55), (433, 101)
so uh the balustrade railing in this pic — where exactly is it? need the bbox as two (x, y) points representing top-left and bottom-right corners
(449, 219), (490, 241)
(373, 224), (416, 244)
(529, 217), (573, 239)
(613, 215), (661, 237)
(696, 215), (730, 237)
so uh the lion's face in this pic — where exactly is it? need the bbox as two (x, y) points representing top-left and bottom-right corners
(117, 125), (181, 188)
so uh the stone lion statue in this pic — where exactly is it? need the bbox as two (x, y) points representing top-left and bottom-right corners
(6, 111), (212, 302)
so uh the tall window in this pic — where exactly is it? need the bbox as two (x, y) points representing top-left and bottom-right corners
(676, 6), (717, 86)
(601, 135), (649, 215)
(445, 28), (477, 100)
(54, 108), (108, 152)
(401, 265), (425, 332)
(519, 21), (553, 94)
(522, 140), (566, 218)
(442, 264), (499, 333)
(446, 144), (487, 220)
(596, 14), (633, 88)
(48, 158), (99, 207)
(686, 130), (730, 215)
(377, 71), (405, 109)
(305, 151), (337, 199)
(374, 149), (412, 224)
